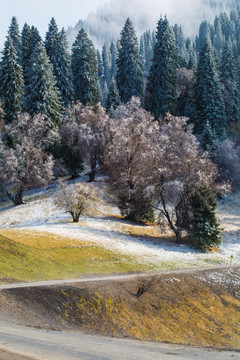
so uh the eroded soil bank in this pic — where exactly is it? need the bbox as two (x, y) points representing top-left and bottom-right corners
(0, 267), (239, 350)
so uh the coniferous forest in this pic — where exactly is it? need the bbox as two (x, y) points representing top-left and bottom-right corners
(1, 9), (240, 250)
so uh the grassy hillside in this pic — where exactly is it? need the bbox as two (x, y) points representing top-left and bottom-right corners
(0, 232), (153, 282)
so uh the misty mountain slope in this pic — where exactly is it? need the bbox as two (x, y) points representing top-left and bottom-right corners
(66, 0), (240, 47)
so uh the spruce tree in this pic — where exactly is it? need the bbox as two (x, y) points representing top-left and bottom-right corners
(195, 38), (226, 136)
(110, 41), (118, 79)
(106, 79), (121, 113)
(30, 26), (42, 51)
(0, 37), (23, 123)
(56, 29), (74, 106)
(184, 89), (196, 122)
(190, 186), (221, 251)
(102, 81), (109, 107)
(45, 17), (59, 61)
(24, 42), (62, 127)
(97, 49), (104, 86)
(72, 29), (101, 106)
(116, 18), (144, 103)
(201, 120), (217, 151)
(8, 17), (22, 63)
(102, 42), (112, 88)
(45, 19), (74, 106)
(147, 16), (177, 118)
(220, 42), (240, 123)
(21, 23), (32, 87)
(173, 24), (188, 67)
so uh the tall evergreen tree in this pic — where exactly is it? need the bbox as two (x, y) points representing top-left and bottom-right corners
(30, 26), (42, 52)
(24, 42), (62, 127)
(220, 42), (240, 123)
(97, 49), (104, 86)
(195, 38), (226, 136)
(106, 79), (121, 113)
(72, 28), (101, 106)
(21, 23), (32, 87)
(8, 17), (22, 63)
(147, 16), (177, 118)
(140, 30), (154, 75)
(45, 21), (74, 107)
(110, 41), (118, 79)
(56, 29), (74, 106)
(102, 42), (112, 88)
(196, 20), (211, 53)
(173, 24), (188, 67)
(45, 17), (59, 60)
(0, 37), (23, 123)
(116, 18), (144, 103)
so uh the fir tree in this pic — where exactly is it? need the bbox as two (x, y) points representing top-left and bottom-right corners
(45, 17), (59, 61)
(102, 81), (109, 107)
(0, 37), (23, 123)
(24, 42), (62, 127)
(110, 41), (118, 79)
(173, 24), (188, 67)
(201, 120), (217, 151)
(30, 26), (42, 51)
(140, 30), (154, 75)
(147, 16), (177, 118)
(184, 89), (196, 122)
(72, 29), (101, 106)
(196, 20), (211, 52)
(97, 49), (104, 86)
(102, 42), (112, 88)
(190, 186), (221, 251)
(106, 79), (121, 113)
(45, 19), (74, 106)
(21, 23), (32, 87)
(116, 18), (144, 103)
(220, 42), (240, 123)
(8, 17), (22, 63)
(195, 38), (226, 136)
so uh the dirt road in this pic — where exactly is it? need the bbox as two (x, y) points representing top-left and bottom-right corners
(0, 322), (239, 360)
(0, 265), (238, 291)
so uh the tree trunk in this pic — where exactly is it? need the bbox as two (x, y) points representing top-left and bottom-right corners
(7, 190), (24, 206)
(88, 168), (96, 182)
(174, 229), (182, 244)
(70, 211), (80, 223)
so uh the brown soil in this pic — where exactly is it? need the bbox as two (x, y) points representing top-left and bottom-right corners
(0, 267), (239, 349)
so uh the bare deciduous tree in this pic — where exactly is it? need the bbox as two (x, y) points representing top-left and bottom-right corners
(55, 181), (96, 222)
(104, 98), (219, 242)
(104, 97), (157, 221)
(60, 103), (110, 181)
(0, 113), (54, 205)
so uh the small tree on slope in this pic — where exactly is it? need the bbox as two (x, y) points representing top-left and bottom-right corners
(190, 186), (221, 251)
(55, 182), (96, 222)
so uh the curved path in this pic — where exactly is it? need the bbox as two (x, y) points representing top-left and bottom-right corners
(0, 265), (239, 291)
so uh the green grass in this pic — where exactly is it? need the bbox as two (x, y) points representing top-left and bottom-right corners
(0, 232), (151, 282)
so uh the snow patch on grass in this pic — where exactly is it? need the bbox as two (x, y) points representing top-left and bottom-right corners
(0, 180), (239, 270)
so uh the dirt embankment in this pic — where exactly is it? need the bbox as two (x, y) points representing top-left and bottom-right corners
(0, 268), (239, 350)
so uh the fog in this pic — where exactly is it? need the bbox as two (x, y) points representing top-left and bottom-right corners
(67, 0), (238, 47)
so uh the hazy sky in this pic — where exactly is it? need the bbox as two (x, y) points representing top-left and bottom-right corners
(0, 0), (110, 47)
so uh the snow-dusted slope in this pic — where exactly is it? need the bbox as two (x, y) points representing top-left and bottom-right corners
(0, 178), (239, 270)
